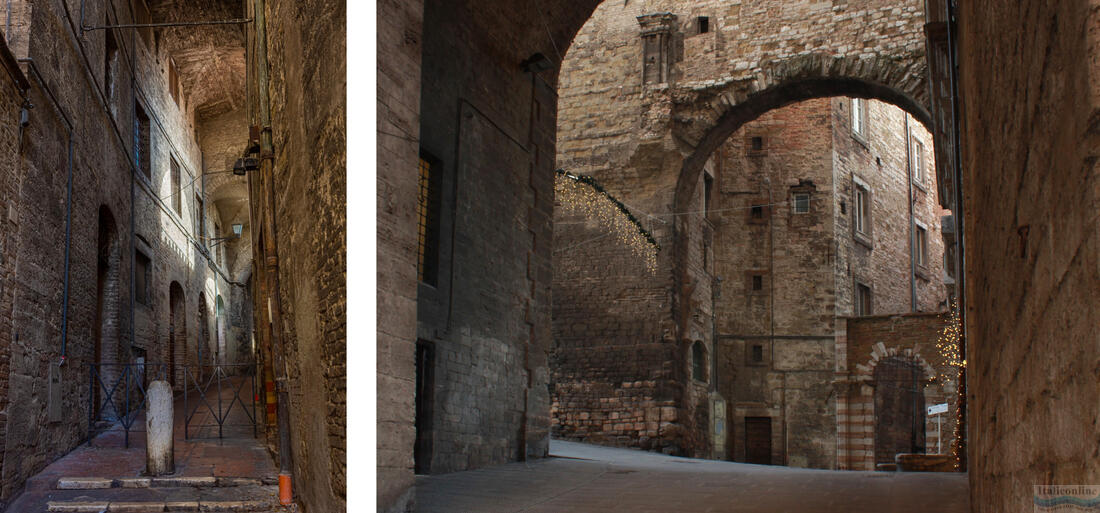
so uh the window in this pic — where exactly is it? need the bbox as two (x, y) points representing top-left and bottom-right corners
(691, 341), (705, 382)
(135, 250), (151, 306)
(134, 102), (151, 180)
(751, 344), (764, 363)
(793, 193), (810, 214)
(194, 194), (205, 238)
(911, 136), (926, 185)
(915, 224), (928, 268)
(168, 59), (180, 107)
(417, 155), (443, 285)
(854, 182), (871, 235)
(851, 98), (868, 139)
(747, 135), (767, 156)
(703, 172), (714, 218)
(697, 16), (709, 34)
(170, 156), (182, 215)
(752, 275), (763, 291)
(856, 283), (872, 316)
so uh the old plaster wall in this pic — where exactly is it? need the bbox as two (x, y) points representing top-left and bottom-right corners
(959, 1), (1100, 510)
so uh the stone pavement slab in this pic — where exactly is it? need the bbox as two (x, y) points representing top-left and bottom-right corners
(413, 440), (969, 513)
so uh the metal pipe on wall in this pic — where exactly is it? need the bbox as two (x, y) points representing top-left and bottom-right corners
(252, 0), (294, 503)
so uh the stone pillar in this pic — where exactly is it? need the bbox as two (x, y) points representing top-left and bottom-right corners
(145, 380), (174, 475)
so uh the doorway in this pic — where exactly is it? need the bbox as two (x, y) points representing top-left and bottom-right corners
(745, 416), (772, 465)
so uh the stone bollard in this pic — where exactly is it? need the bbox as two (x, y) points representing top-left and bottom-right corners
(145, 380), (174, 476)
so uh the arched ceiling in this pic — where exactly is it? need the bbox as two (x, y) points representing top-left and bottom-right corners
(148, 0), (246, 120)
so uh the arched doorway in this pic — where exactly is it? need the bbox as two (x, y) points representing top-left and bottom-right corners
(94, 206), (120, 417)
(169, 282), (186, 387)
(873, 356), (926, 466)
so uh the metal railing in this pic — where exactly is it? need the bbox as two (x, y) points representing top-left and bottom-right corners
(85, 363), (258, 448)
(182, 364), (258, 440)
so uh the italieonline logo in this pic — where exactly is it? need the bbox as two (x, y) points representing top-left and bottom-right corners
(1034, 485), (1100, 511)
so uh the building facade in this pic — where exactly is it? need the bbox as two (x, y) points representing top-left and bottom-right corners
(551, 0), (955, 470)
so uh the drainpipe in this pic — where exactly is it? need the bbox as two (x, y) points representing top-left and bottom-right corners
(253, 0), (294, 504)
(904, 114), (917, 312)
(18, 59), (74, 366)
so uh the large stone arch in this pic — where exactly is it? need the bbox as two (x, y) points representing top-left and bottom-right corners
(672, 53), (931, 212)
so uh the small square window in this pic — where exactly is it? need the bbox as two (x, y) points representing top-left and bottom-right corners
(752, 275), (763, 291)
(751, 205), (764, 219)
(793, 193), (810, 214)
(751, 344), (763, 363)
(698, 16), (709, 34)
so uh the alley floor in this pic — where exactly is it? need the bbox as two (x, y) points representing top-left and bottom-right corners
(413, 440), (969, 513)
(4, 377), (295, 513)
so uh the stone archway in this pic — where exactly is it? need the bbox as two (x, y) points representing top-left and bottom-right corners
(672, 53), (932, 213)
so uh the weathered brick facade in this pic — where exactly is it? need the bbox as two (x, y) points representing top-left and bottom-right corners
(552, 0), (947, 469)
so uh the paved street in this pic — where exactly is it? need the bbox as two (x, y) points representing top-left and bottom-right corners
(414, 440), (969, 513)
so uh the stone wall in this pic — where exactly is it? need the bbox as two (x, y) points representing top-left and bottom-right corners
(959, 1), (1100, 510)
(0, 0), (243, 505)
(376, 0), (422, 508)
(258, 0), (346, 511)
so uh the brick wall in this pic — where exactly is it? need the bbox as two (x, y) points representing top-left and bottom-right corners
(258, 0), (346, 511)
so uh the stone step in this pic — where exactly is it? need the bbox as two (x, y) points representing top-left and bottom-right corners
(46, 499), (285, 512)
(56, 476), (278, 490)
(41, 485), (294, 512)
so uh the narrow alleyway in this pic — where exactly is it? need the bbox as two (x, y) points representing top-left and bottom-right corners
(4, 377), (290, 512)
(414, 440), (969, 513)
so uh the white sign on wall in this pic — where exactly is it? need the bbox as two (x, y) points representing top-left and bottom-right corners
(927, 403), (948, 415)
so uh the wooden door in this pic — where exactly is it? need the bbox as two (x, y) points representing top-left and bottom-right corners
(745, 416), (772, 465)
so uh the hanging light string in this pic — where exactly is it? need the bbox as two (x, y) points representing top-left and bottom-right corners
(933, 297), (964, 470)
(555, 169), (658, 273)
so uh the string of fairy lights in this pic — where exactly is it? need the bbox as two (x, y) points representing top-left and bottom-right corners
(554, 169), (659, 273)
(934, 297), (964, 469)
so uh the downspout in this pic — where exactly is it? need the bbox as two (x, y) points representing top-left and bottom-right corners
(253, 0), (294, 504)
(764, 176), (784, 465)
(18, 59), (73, 366)
(904, 113), (917, 312)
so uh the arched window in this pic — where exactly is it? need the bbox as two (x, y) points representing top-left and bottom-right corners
(691, 341), (706, 382)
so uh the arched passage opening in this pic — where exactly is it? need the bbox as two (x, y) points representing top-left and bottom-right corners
(169, 282), (186, 388)
(94, 206), (120, 417)
(872, 356), (926, 466)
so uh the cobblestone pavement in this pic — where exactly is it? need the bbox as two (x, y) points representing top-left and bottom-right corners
(414, 440), (969, 513)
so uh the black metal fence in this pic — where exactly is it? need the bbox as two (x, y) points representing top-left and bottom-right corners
(86, 363), (258, 448)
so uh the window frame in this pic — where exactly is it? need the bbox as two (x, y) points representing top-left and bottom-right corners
(691, 341), (706, 383)
(852, 176), (873, 247)
(793, 193), (810, 214)
(170, 155), (182, 216)
(914, 222), (929, 269)
(851, 97), (869, 144)
(417, 152), (444, 286)
(910, 136), (927, 188)
(134, 100), (152, 182)
(855, 281), (873, 316)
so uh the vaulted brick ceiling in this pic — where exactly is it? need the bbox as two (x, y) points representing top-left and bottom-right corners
(148, 0), (246, 120)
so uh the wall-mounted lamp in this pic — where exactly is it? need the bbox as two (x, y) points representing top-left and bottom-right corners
(233, 157), (260, 175)
(231, 223), (243, 237)
(521, 52), (553, 73)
